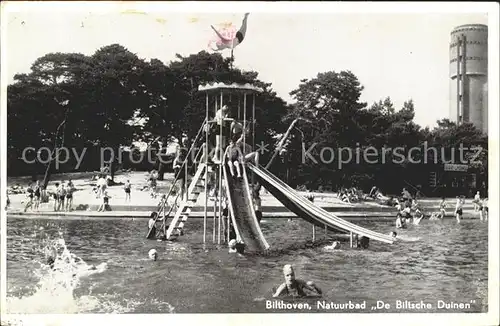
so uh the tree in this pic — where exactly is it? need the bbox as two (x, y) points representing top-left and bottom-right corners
(82, 44), (148, 181)
(368, 96), (396, 116)
(7, 45), (150, 181)
(284, 70), (368, 188)
(7, 53), (93, 185)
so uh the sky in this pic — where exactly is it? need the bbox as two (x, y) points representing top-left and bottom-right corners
(1, 2), (495, 128)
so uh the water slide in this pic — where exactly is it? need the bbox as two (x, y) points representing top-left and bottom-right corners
(247, 163), (395, 244)
(222, 163), (270, 252)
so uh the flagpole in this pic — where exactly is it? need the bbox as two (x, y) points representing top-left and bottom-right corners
(230, 38), (234, 72)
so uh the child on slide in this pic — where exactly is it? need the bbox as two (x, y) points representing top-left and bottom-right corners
(225, 140), (243, 179)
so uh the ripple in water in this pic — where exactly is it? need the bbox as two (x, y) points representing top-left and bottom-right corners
(5, 225), (175, 314)
(6, 217), (487, 313)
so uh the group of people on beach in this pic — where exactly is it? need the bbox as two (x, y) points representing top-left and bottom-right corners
(337, 185), (392, 204)
(338, 187), (364, 203)
(23, 180), (44, 212)
(52, 180), (75, 212)
(23, 179), (75, 212)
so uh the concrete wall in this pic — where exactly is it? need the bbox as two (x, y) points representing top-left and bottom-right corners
(449, 24), (488, 134)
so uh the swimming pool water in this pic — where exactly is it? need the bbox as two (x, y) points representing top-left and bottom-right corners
(5, 216), (488, 313)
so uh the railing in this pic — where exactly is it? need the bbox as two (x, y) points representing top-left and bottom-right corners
(146, 118), (208, 237)
(163, 117), (208, 203)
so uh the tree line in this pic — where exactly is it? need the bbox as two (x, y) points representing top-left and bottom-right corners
(7, 44), (487, 196)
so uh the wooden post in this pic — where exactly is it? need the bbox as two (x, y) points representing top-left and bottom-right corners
(252, 93), (256, 186)
(213, 95), (217, 243)
(252, 93), (256, 148)
(349, 232), (353, 248)
(184, 151), (188, 202)
(227, 210), (231, 243)
(203, 93), (209, 245)
(238, 95), (241, 120)
(312, 225), (316, 242)
(218, 92), (223, 245)
(243, 94), (247, 146)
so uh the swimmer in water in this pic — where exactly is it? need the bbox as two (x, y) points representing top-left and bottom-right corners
(478, 198), (488, 221)
(46, 255), (56, 269)
(429, 212), (441, 221)
(395, 213), (406, 229)
(272, 264), (322, 298)
(389, 231), (398, 240)
(439, 197), (447, 219)
(228, 239), (246, 254)
(45, 253), (98, 273)
(148, 249), (158, 261)
(454, 196), (464, 223)
(402, 206), (412, 225)
(413, 209), (425, 225)
(324, 241), (341, 250)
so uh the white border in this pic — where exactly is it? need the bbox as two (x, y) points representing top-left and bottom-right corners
(1, 2), (499, 326)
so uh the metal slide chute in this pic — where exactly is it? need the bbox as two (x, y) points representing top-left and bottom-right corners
(222, 162), (270, 252)
(247, 163), (394, 244)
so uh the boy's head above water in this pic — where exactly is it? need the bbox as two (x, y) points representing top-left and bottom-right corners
(148, 249), (158, 261)
(283, 264), (296, 286)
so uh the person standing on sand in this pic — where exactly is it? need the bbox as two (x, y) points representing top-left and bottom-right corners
(52, 183), (60, 211)
(23, 182), (34, 212)
(57, 181), (66, 212)
(124, 179), (131, 203)
(65, 180), (74, 212)
(97, 175), (106, 199)
(33, 180), (41, 211)
(149, 171), (158, 199)
(97, 190), (111, 212)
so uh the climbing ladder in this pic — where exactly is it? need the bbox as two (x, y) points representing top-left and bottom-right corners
(166, 163), (208, 240)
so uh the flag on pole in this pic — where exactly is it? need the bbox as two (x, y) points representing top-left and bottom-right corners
(207, 13), (249, 52)
(208, 22), (237, 52)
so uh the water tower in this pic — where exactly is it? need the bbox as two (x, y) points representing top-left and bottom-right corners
(449, 24), (488, 134)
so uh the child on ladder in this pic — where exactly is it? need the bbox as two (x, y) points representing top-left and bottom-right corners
(173, 149), (188, 201)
